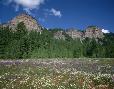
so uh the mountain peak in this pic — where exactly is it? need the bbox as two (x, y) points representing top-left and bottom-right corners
(16, 13), (34, 20)
(0, 13), (42, 32)
(9, 13), (42, 32)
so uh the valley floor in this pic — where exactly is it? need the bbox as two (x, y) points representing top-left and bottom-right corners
(0, 58), (114, 89)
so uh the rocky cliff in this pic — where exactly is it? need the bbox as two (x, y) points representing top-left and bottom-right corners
(85, 26), (104, 38)
(1, 13), (42, 32)
(54, 31), (65, 40)
(0, 13), (104, 39)
(54, 27), (104, 40)
(66, 29), (83, 39)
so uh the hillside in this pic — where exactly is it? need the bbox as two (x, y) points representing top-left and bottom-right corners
(0, 13), (114, 59)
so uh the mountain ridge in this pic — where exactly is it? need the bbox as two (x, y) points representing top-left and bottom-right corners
(0, 13), (114, 58)
(0, 13), (107, 39)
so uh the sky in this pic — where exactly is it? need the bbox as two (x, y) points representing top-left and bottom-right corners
(0, 0), (114, 33)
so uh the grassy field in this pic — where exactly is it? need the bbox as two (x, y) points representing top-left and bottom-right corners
(0, 58), (114, 89)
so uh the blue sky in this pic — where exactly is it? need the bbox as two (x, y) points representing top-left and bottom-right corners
(0, 0), (114, 32)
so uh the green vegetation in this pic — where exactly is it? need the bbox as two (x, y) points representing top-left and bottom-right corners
(0, 22), (114, 59)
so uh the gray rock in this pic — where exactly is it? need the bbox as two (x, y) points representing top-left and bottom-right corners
(54, 31), (65, 40)
(1, 13), (42, 33)
(66, 29), (83, 39)
(85, 26), (104, 38)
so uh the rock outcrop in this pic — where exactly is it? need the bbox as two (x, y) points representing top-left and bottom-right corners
(0, 13), (104, 40)
(54, 31), (65, 40)
(65, 27), (104, 39)
(1, 13), (42, 32)
(85, 26), (104, 38)
(53, 27), (104, 40)
(66, 29), (83, 39)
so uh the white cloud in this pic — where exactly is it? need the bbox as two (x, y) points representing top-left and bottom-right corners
(50, 8), (62, 18)
(13, 0), (44, 9)
(6, 0), (45, 13)
(102, 29), (110, 33)
(44, 8), (62, 18)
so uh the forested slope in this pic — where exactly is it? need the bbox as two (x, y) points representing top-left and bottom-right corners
(0, 22), (114, 59)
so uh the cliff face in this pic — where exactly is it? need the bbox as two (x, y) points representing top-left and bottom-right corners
(54, 31), (65, 40)
(66, 27), (104, 39)
(1, 13), (42, 32)
(54, 27), (104, 40)
(66, 29), (83, 39)
(85, 26), (104, 38)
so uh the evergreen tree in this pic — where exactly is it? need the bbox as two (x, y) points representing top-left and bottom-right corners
(0, 24), (114, 59)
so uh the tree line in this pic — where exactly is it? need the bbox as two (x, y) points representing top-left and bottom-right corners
(0, 22), (114, 59)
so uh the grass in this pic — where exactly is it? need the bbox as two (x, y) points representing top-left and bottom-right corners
(0, 59), (114, 89)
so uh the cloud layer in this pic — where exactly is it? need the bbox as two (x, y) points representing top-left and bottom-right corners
(102, 29), (110, 33)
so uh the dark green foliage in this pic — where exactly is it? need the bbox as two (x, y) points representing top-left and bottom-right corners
(0, 26), (13, 58)
(0, 23), (114, 59)
(103, 33), (114, 58)
(14, 22), (28, 40)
